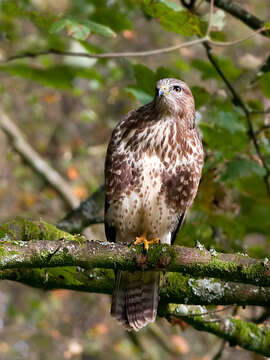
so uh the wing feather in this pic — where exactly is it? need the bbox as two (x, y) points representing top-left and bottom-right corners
(170, 212), (186, 244)
(104, 196), (116, 243)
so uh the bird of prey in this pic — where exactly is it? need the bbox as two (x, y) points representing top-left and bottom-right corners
(104, 78), (204, 331)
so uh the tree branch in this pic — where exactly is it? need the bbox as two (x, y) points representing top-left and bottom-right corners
(0, 27), (266, 63)
(165, 304), (270, 356)
(1, 219), (270, 286)
(1, 218), (270, 355)
(0, 39), (206, 62)
(1, 268), (269, 306)
(0, 108), (79, 209)
(204, 0), (270, 38)
(57, 185), (104, 233)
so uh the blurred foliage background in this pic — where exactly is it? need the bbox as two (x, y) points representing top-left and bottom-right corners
(0, 0), (270, 359)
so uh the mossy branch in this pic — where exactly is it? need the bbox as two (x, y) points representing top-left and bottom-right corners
(164, 304), (270, 356)
(0, 219), (270, 286)
(1, 218), (270, 355)
(1, 267), (270, 307)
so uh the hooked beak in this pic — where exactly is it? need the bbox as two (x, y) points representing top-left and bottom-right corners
(158, 88), (165, 97)
(157, 85), (168, 97)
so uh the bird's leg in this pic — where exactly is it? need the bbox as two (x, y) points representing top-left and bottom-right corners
(134, 233), (160, 251)
(134, 232), (149, 250)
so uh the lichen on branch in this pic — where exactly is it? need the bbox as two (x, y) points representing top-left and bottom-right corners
(0, 219), (270, 287)
(164, 304), (270, 356)
(2, 267), (269, 307)
(1, 218), (270, 356)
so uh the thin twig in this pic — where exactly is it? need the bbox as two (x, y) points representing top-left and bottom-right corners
(255, 125), (270, 136)
(203, 42), (270, 196)
(0, 108), (80, 209)
(181, 0), (196, 10)
(0, 39), (205, 62)
(212, 340), (226, 360)
(251, 108), (270, 115)
(0, 26), (266, 63)
(210, 306), (238, 360)
(180, 305), (233, 318)
(209, 27), (266, 47)
(206, 0), (215, 38)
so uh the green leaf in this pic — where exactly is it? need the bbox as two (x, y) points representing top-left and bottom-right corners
(234, 175), (268, 198)
(246, 100), (264, 112)
(260, 71), (270, 98)
(155, 66), (180, 80)
(0, 64), (101, 90)
(86, 19), (116, 38)
(221, 160), (266, 181)
(90, 8), (132, 32)
(191, 86), (210, 108)
(126, 87), (153, 105)
(192, 59), (217, 80)
(126, 64), (181, 104)
(200, 123), (248, 158)
(50, 19), (88, 40)
(204, 102), (247, 133)
(2, 1), (56, 30)
(192, 57), (242, 82)
(200, 104), (248, 158)
(175, 59), (190, 72)
(79, 41), (104, 54)
(142, 0), (203, 36)
(155, 0), (182, 11)
(132, 64), (156, 96)
(50, 18), (116, 40)
(210, 109), (246, 134)
(125, 64), (155, 104)
(239, 197), (270, 234)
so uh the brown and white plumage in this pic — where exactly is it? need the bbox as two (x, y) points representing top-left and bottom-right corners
(105, 78), (204, 331)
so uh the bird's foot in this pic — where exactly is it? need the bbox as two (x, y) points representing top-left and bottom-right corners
(134, 234), (160, 251)
(149, 237), (160, 245)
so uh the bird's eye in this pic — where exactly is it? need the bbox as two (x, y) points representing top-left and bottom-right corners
(173, 85), (182, 92)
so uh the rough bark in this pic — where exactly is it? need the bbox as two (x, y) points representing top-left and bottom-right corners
(57, 185), (105, 234)
(1, 268), (269, 307)
(1, 218), (270, 356)
(165, 304), (270, 356)
(0, 219), (270, 286)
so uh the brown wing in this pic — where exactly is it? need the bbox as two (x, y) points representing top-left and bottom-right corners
(170, 212), (186, 244)
(104, 196), (116, 243)
(104, 109), (138, 242)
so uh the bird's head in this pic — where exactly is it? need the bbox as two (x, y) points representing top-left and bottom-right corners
(154, 78), (195, 124)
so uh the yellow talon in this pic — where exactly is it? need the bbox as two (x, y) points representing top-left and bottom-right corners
(151, 238), (160, 244)
(134, 234), (160, 251)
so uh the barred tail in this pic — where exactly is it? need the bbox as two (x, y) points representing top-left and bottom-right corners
(111, 270), (160, 331)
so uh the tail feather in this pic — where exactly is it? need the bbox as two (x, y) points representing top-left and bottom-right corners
(143, 273), (160, 322)
(111, 270), (160, 331)
(126, 281), (145, 330)
(110, 272), (130, 329)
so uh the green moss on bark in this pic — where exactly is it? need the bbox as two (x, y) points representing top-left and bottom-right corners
(168, 304), (270, 356)
(0, 219), (77, 242)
